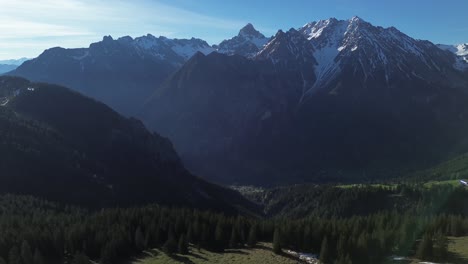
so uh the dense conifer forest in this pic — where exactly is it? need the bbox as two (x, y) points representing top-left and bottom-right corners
(1, 183), (467, 264)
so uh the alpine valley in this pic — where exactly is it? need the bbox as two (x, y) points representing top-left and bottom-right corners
(8, 17), (468, 186)
(2, 11), (468, 264)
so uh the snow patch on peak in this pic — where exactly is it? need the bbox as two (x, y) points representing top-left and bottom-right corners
(437, 43), (468, 70)
(300, 20), (348, 93)
(170, 40), (215, 60)
(302, 18), (340, 39)
(349, 16), (366, 23)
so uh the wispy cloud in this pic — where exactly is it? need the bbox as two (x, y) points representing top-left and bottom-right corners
(0, 0), (246, 59)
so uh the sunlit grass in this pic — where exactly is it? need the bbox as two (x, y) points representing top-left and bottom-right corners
(131, 243), (299, 264)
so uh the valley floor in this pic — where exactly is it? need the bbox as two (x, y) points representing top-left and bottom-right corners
(131, 243), (300, 264)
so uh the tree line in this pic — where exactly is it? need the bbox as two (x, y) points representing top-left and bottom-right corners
(0, 184), (468, 264)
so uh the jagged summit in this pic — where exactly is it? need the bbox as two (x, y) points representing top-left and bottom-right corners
(215, 23), (270, 57)
(102, 35), (114, 42)
(239, 23), (265, 38)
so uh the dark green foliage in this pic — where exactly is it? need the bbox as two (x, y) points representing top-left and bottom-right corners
(320, 237), (331, 264)
(100, 242), (118, 264)
(247, 183), (468, 219)
(0, 186), (467, 263)
(247, 224), (258, 247)
(8, 246), (21, 264)
(71, 253), (91, 264)
(433, 233), (448, 261)
(0, 257), (6, 264)
(33, 249), (44, 264)
(20, 241), (33, 264)
(229, 226), (239, 248)
(178, 235), (189, 254)
(163, 229), (178, 255)
(163, 237), (177, 255)
(135, 227), (145, 251)
(273, 228), (282, 254)
(416, 234), (433, 260)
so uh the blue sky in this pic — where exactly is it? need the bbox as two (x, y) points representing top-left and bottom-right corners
(0, 0), (467, 60)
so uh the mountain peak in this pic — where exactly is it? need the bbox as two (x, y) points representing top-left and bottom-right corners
(349, 16), (365, 23)
(239, 23), (265, 38)
(102, 35), (114, 42)
(216, 23), (269, 57)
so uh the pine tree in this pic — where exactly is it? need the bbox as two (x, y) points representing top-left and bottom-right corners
(20, 241), (33, 264)
(229, 227), (239, 248)
(178, 234), (189, 254)
(273, 227), (282, 254)
(33, 249), (45, 264)
(100, 243), (117, 264)
(9, 246), (22, 264)
(320, 236), (331, 264)
(135, 226), (145, 251)
(163, 231), (178, 255)
(214, 220), (226, 251)
(71, 253), (91, 264)
(416, 234), (433, 261)
(433, 232), (448, 261)
(0, 257), (6, 264)
(247, 224), (258, 248)
(187, 225), (194, 244)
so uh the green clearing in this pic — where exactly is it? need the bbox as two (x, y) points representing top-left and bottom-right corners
(408, 236), (468, 264)
(337, 183), (397, 189)
(131, 243), (300, 264)
(447, 236), (468, 263)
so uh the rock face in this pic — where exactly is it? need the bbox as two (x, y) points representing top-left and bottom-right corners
(0, 76), (256, 213)
(141, 17), (468, 185)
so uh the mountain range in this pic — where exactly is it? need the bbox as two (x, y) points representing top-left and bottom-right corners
(0, 58), (29, 74)
(9, 24), (269, 116)
(8, 17), (468, 185)
(0, 76), (256, 212)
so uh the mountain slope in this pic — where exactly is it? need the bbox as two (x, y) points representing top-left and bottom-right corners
(8, 35), (214, 116)
(0, 64), (18, 74)
(141, 17), (468, 185)
(0, 76), (256, 213)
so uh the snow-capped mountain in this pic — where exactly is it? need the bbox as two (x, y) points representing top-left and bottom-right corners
(215, 23), (270, 57)
(437, 43), (468, 70)
(132, 34), (215, 62)
(8, 17), (468, 185)
(10, 35), (215, 115)
(293, 16), (464, 96)
(256, 28), (315, 65)
(143, 17), (468, 185)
